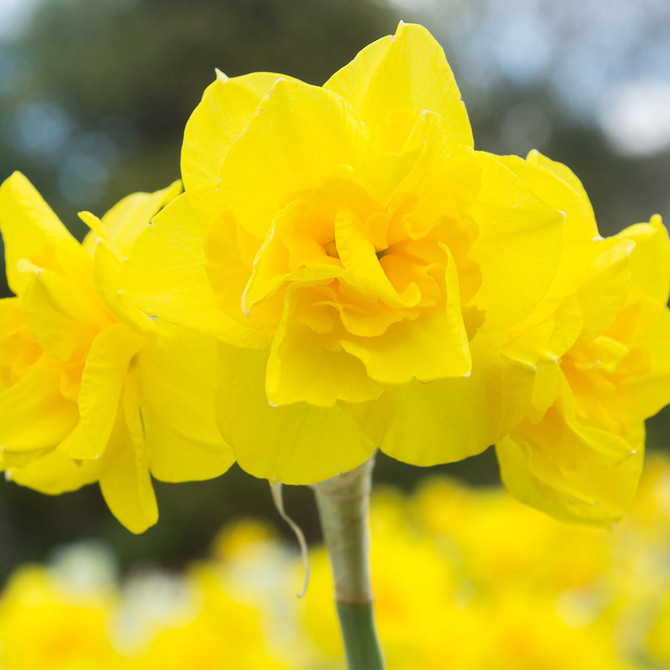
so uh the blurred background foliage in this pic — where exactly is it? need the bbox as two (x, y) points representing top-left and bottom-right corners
(0, 0), (669, 581)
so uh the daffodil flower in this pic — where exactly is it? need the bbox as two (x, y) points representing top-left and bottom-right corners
(492, 152), (670, 525)
(0, 173), (233, 532)
(121, 23), (563, 484)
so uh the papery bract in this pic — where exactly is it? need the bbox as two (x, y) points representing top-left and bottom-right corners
(0, 173), (233, 532)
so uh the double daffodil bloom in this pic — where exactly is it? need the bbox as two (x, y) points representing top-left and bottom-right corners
(0, 173), (233, 532)
(122, 23), (563, 484)
(492, 152), (670, 525)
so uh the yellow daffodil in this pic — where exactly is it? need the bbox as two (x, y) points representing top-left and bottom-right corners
(0, 173), (233, 532)
(493, 152), (670, 525)
(0, 564), (121, 669)
(122, 22), (563, 484)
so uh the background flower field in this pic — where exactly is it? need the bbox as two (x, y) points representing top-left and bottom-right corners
(3, 457), (670, 668)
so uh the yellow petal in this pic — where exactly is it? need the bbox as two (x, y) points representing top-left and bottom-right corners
(137, 326), (234, 481)
(577, 238), (633, 337)
(525, 356), (565, 425)
(91, 239), (157, 333)
(617, 215), (670, 305)
(501, 151), (598, 243)
(217, 77), (369, 239)
(0, 172), (92, 295)
(182, 72), (296, 190)
(399, 112), (481, 219)
(0, 366), (78, 452)
(19, 265), (110, 361)
(209, 205), (294, 331)
(341, 305), (470, 386)
(9, 449), (99, 495)
(325, 22), (472, 152)
(526, 149), (593, 205)
(82, 181), (182, 257)
(356, 337), (535, 465)
(76, 323), (145, 459)
(121, 185), (268, 347)
(497, 399), (643, 526)
(144, 403), (233, 483)
(468, 152), (564, 332)
(335, 206), (413, 307)
(0, 297), (41, 391)
(266, 289), (385, 407)
(615, 307), (670, 422)
(99, 381), (157, 534)
(217, 344), (376, 484)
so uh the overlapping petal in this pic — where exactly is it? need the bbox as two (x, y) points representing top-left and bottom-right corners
(121, 184), (269, 347)
(497, 399), (644, 526)
(0, 172), (93, 295)
(182, 71), (297, 191)
(467, 152), (564, 333)
(138, 327), (235, 482)
(325, 21), (472, 151)
(217, 345), (376, 484)
(354, 336), (536, 465)
(0, 173), (232, 533)
(216, 77), (369, 239)
(491, 151), (670, 524)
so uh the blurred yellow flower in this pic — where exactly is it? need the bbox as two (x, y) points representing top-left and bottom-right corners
(122, 22), (563, 484)
(0, 561), (121, 669)
(0, 173), (233, 532)
(492, 152), (670, 525)
(4, 457), (670, 669)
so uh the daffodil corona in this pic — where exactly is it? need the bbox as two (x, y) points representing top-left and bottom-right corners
(122, 23), (564, 485)
(0, 174), (233, 532)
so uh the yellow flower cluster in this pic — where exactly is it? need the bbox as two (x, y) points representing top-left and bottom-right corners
(3, 457), (670, 669)
(0, 177), (233, 532)
(0, 22), (668, 530)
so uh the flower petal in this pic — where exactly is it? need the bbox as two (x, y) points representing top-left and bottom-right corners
(74, 323), (144, 460)
(615, 307), (670, 423)
(182, 72), (296, 191)
(325, 22), (472, 151)
(501, 152), (598, 243)
(137, 326), (234, 481)
(91, 239), (157, 334)
(8, 449), (99, 495)
(341, 247), (471, 384)
(497, 396), (643, 526)
(0, 172), (92, 295)
(99, 379), (157, 534)
(617, 215), (670, 306)
(217, 77), (369, 239)
(122, 185), (268, 346)
(144, 403), (232, 483)
(266, 288), (385, 407)
(19, 266), (110, 361)
(356, 337), (535, 465)
(0, 366), (78, 452)
(577, 238), (633, 337)
(468, 152), (564, 333)
(82, 181), (182, 257)
(217, 344), (376, 484)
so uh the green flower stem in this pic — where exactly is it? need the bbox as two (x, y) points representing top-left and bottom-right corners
(312, 456), (384, 670)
